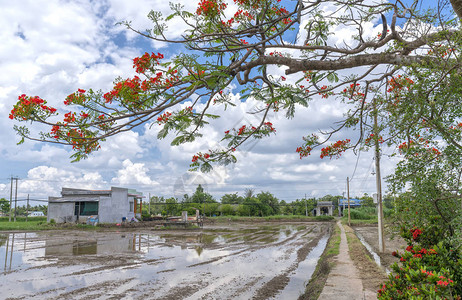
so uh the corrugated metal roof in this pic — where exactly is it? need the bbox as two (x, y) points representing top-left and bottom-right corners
(49, 197), (100, 203)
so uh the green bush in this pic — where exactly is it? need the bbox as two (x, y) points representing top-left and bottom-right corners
(378, 226), (461, 299)
(349, 209), (376, 220)
(314, 215), (335, 221)
(383, 208), (393, 218)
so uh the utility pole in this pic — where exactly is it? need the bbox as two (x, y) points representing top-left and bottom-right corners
(148, 193), (151, 216)
(373, 99), (386, 253)
(14, 177), (18, 222)
(347, 177), (350, 226)
(9, 176), (13, 222)
(26, 194), (30, 222)
(305, 193), (308, 216)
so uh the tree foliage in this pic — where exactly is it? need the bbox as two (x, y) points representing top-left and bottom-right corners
(9, 0), (462, 166)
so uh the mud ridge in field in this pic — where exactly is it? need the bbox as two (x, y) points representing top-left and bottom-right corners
(251, 232), (325, 300)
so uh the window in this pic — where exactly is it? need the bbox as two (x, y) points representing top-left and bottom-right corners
(129, 201), (134, 212)
(74, 201), (98, 216)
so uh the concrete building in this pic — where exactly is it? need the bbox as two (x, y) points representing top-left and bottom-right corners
(47, 187), (144, 223)
(314, 201), (334, 216)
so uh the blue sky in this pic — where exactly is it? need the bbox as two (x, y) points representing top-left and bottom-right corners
(0, 0), (404, 205)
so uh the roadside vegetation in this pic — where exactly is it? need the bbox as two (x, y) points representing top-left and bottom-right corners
(0, 217), (100, 231)
(299, 223), (340, 300)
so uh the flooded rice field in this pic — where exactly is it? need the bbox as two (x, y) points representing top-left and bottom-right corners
(1, 222), (331, 300)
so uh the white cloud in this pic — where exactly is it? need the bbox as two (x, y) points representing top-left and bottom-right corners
(0, 0), (395, 204)
(112, 159), (158, 186)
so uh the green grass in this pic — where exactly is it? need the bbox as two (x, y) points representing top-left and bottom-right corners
(326, 224), (341, 256)
(0, 217), (103, 231)
(0, 220), (50, 231)
(299, 223), (339, 299)
(342, 218), (378, 226)
(0, 216), (47, 222)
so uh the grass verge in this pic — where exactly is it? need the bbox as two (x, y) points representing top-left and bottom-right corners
(298, 222), (340, 300)
(343, 224), (387, 293)
(341, 217), (378, 226)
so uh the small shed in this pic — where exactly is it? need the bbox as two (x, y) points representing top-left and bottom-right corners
(47, 187), (144, 223)
(314, 201), (334, 216)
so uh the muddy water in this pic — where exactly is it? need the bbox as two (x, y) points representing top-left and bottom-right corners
(0, 222), (330, 300)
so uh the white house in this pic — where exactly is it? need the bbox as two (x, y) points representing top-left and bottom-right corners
(28, 211), (45, 217)
(47, 187), (144, 223)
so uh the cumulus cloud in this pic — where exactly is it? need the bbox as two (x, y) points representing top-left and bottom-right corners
(112, 159), (158, 187)
(0, 0), (393, 203)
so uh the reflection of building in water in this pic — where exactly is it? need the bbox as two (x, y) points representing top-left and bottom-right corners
(44, 234), (141, 256)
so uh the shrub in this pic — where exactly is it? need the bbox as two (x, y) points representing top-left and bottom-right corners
(378, 226), (461, 299)
(349, 208), (376, 220)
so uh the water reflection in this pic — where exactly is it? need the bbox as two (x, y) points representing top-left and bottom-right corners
(0, 223), (330, 299)
(44, 235), (139, 256)
(355, 231), (391, 274)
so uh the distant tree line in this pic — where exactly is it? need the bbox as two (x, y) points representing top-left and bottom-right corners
(0, 198), (47, 216)
(142, 185), (395, 218)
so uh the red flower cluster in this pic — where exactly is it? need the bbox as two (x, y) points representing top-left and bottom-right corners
(196, 0), (227, 17)
(9, 94), (57, 120)
(64, 89), (86, 105)
(318, 85), (332, 99)
(420, 269), (454, 286)
(320, 139), (351, 159)
(63, 112), (76, 123)
(437, 276), (454, 286)
(271, 6), (291, 24)
(233, 0), (280, 10)
(157, 112), (172, 124)
(364, 134), (384, 145)
(296, 146), (312, 159)
(222, 8), (254, 26)
(133, 52), (163, 74)
(238, 125), (246, 135)
(51, 125), (61, 139)
(430, 147), (441, 156)
(264, 122), (276, 132)
(192, 152), (211, 162)
(398, 140), (414, 152)
(342, 83), (365, 100)
(104, 70), (179, 104)
(387, 75), (414, 93)
(104, 76), (142, 103)
(268, 51), (284, 57)
(410, 227), (422, 240)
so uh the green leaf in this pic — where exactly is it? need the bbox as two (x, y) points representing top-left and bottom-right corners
(326, 72), (339, 83)
(157, 127), (169, 139)
(171, 135), (186, 146)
